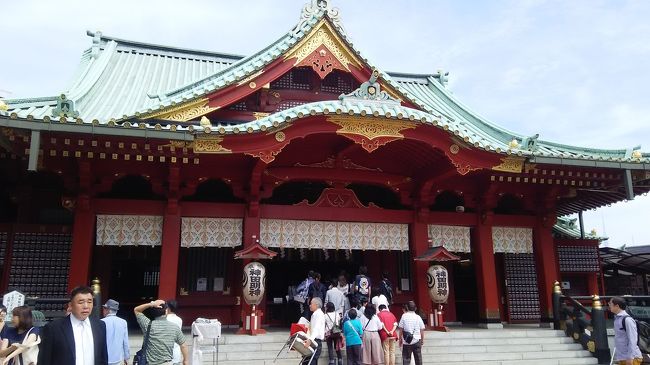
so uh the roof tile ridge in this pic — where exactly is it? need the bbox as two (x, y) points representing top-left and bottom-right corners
(86, 30), (244, 60)
(141, 16), (323, 108)
(535, 138), (630, 155)
(5, 96), (59, 106)
(423, 76), (524, 142)
(66, 40), (118, 102)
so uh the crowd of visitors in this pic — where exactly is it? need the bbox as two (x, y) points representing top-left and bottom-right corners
(299, 267), (426, 365)
(0, 286), (188, 365)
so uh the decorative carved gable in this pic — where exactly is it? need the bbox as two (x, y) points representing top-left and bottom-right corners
(294, 187), (378, 209)
(285, 19), (362, 74)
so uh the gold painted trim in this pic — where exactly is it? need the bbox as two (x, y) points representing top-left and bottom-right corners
(142, 98), (219, 122)
(253, 112), (270, 120)
(285, 19), (362, 71)
(327, 116), (416, 140)
(193, 136), (231, 154)
(492, 157), (525, 173)
(237, 70), (264, 87)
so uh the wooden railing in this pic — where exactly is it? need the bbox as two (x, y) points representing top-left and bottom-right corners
(552, 282), (650, 364)
(552, 281), (610, 364)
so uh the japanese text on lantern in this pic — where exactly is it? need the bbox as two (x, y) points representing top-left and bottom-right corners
(249, 268), (262, 297)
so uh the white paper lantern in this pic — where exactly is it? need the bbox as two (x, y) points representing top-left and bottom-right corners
(427, 265), (449, 304)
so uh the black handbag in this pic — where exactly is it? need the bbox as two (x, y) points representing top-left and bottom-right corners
(402, 330), (414, 344)
(134, 320), (154, 365)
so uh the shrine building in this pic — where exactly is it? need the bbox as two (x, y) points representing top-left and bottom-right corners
(1, 0), (649, 328)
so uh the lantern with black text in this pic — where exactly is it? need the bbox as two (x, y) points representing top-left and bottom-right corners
(242, 261), (266, 305)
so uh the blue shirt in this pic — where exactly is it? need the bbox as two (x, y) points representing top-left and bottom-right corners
(613, 310), (643, 361)
(102, 313), (130, 363)
(2, 326), (39, 345)
(343, 318), (363, 346)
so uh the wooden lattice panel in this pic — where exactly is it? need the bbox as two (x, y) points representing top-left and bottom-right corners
(504, 253), (541, 322)
(557, 245), (600, 272)
(8, 232), (72, 298)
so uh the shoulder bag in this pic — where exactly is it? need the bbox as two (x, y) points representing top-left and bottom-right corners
(134, 319), (154, 365)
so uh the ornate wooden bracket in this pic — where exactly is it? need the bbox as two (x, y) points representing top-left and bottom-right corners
(246, 142), (288, 164)
(492, 157), (525, 173)
(297, 45), (347, 79)
(294, 187), (378, 209)
(327, 116), (416, 153)
(193, 136), (232, 154)
(142, 98), (219, 122)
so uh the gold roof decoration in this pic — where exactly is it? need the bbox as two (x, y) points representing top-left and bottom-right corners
(632, 150), (643, 160)
(508, 138), (520, 150)
(0, 99), (8, 112)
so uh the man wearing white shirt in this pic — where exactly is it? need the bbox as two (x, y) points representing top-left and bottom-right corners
(303, 298), (325, 365)
(38, 286), (109, 365)
(166, 300), (183, 365)
(371, 288), (389, 311)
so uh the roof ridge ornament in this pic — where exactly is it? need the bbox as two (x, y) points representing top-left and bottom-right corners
(90, 31), (102, 59)
(522, 133), (539, 152)
(339, 69), (400, 104)
(52, 94), (79, 118)
(433, 69), (449, 87)
(292, 0), (346, 38)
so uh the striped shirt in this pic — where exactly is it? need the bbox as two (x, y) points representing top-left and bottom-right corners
(398, 312), (425, 345)
(136, 313), (186, 365)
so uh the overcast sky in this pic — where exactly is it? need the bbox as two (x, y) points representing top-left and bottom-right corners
(1, 0), (648, 246)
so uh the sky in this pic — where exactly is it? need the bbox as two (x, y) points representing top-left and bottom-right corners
(1, 0), (648, 247)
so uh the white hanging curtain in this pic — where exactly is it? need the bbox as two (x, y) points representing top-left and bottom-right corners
(427, 225), (471, 253)
(260, 219), (409, 251)
(96, 215), (163, 246)
(492, 227), (533, 253)
(180, 218), (243, 248)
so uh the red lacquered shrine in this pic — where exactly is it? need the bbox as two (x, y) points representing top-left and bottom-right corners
(1, 0), (649, 328)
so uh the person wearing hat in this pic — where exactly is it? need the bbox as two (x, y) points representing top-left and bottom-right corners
(101, 299), (130, 365)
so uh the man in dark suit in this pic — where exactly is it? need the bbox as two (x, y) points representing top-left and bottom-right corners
(38, 286), (109, 365)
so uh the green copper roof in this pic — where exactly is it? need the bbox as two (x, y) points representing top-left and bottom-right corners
(553, 217), (606, 241)
(1, 31), (240, 123)
(1, 1), (648, 164)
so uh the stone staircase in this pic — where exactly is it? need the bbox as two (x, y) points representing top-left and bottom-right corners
(128, 327), (598, 365)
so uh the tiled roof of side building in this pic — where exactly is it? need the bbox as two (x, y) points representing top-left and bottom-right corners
(1, 31), (242, 122)
(553, 216), (605, 240)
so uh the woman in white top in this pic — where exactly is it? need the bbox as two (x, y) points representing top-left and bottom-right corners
(324, 302), (343, 365)
(360, 305), (385, 364)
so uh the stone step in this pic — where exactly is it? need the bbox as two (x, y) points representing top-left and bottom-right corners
(125, 328), (599, 365)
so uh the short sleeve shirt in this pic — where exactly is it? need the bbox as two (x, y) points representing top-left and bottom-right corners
(398, 312), (426, 345)
(136, 313), (185, 365)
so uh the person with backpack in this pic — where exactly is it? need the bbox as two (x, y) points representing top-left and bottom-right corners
(609, 296), (643, 365)
(353, 267), (371, 304)
(377, 272), (394, 305)
(324, 302), (343, 365)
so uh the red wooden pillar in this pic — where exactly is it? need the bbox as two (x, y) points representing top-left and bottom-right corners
(587, 273), (600, 296)
(238, 203), (265, 334)
(410, 217), (433, 324)
(472, 212), (502, 328)
(158, 167), (181, 299)
(68, 162), (94, 291)
(158, 206), (181, 299)
(533, 214), (560, 325)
